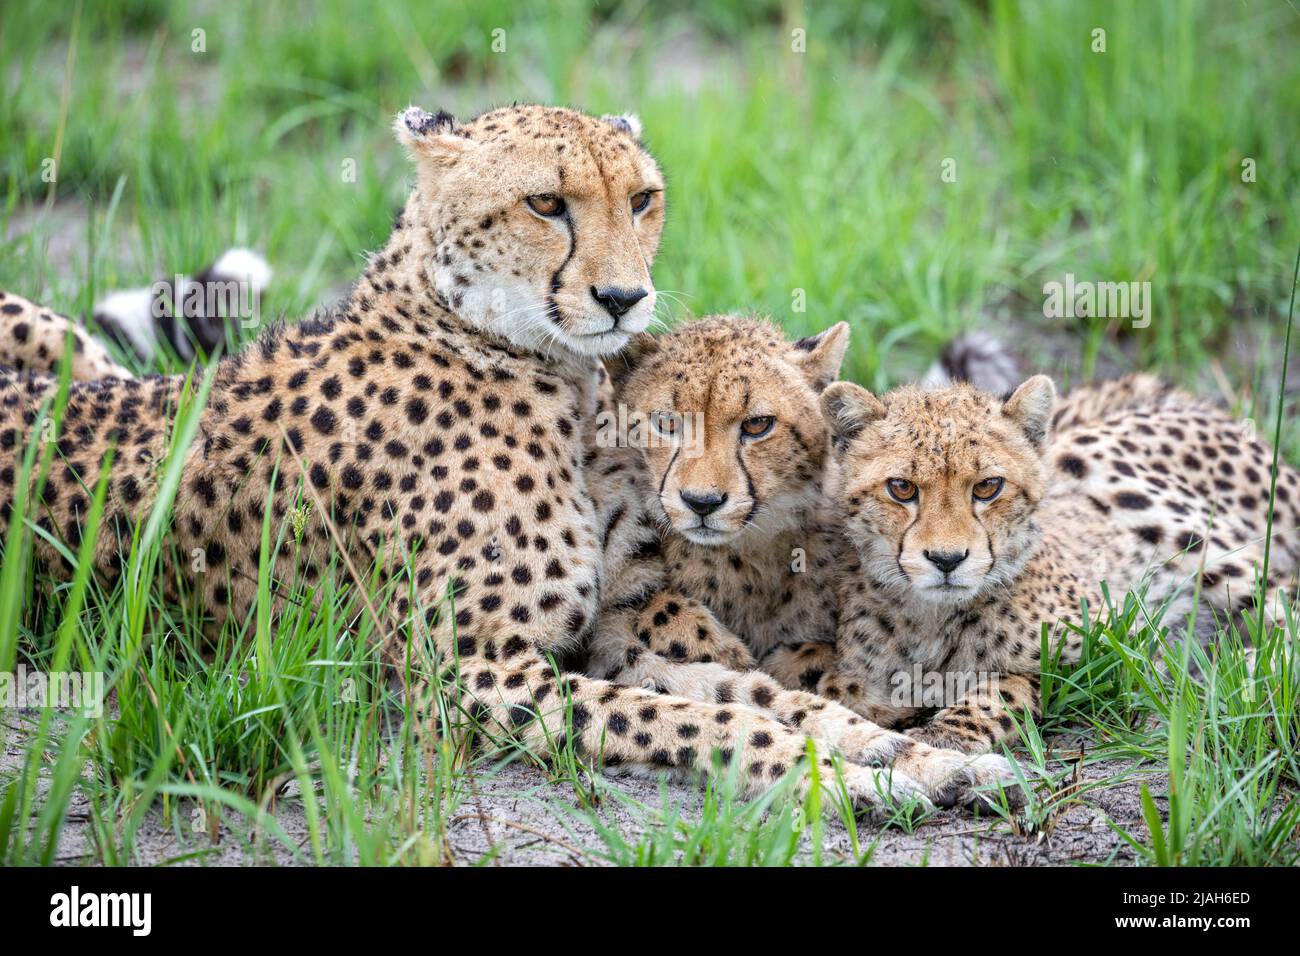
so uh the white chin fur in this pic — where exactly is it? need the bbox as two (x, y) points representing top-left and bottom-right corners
(558, 328), (633, 358)
(441, 272), (652, 360)
(917, 584), (979, 603)
(540, 297), (654, 358)
(680, 526), (735, 546)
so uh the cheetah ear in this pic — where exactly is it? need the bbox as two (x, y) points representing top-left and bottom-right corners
(600, 113), (643, 140)
(394, 107), (475, 166)
(821, 381), (886, 449)
(788, 322), (850, 392)
(1001, 375), (1056, 451)
(603, 333), (658, 393)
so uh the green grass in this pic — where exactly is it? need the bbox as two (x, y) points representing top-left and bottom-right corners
(1033, 589), (1300, 866)
(1, 0), (1298, 866)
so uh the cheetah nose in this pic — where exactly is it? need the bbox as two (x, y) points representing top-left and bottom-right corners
(680, 489), (727, 517)
(924, 549), (969, 574)
(591, 286), (648, 321)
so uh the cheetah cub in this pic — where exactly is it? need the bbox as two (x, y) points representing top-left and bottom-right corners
(598, 315), (849, 672)
(595, 316), (1022, 806)
(818, 375), (1300, 753)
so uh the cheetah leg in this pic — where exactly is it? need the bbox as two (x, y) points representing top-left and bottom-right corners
(0, 290), (131, 380)
(587, 597), (755, 680)
(627, 592), (755, 670)
(589, 604), (1023, 808)
(762, 641), (838, 691)
(441, 655), (933, 814)
(610, 653), (1023, 809)
(904, 672), (1040, 755)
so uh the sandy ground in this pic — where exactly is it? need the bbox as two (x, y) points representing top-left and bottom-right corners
(5, 712), (1153, 867)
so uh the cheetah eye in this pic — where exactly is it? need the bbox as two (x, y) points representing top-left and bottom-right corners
(630, 191), (654, 214)
(886, 478), (917, 503)
(649, 410), (681, 437)
(740, 416), (775, 440)
(973, 477), (1004, 501)
(526, 194), (566, 217)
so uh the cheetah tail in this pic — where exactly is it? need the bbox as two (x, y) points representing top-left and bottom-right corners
(92, 247), (272, 364)
(921, 331), (1023, 398)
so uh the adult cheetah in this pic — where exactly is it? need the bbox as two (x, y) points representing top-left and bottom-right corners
(0, 105), (1015, 810)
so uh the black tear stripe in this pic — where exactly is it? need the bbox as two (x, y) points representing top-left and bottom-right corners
(658, 444), (680, 498)
(787, 423), (813, 456)
(735, 383), (755, 523)
(602, 502), (627, 551)
(895, 512), (919, 576)
(545, 207), (577, 325)
(737, 442), (759, 526)
(657, 389), (697, 509)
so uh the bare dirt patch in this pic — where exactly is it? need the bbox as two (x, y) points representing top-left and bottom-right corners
(5, 714), (1150, 866)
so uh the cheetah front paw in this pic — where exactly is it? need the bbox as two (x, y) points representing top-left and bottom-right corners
(634, 595), (756, 670)
(965, 753), (1027, 809)
(673, 621), (753, 671)
(895, 742), (1026, 811)
(903, 721), (988, 754)
(834, 763), (935, 817)
(711, 633), (757, 671)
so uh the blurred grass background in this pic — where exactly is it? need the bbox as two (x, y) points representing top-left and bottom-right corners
(1, 0), (1297, 441)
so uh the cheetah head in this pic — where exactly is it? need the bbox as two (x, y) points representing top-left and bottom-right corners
(606, 317), (849, 546)
(395, 105), (664, 360)
(823, 375), (1055, 605)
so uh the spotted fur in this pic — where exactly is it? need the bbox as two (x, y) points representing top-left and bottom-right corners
(588, 316), (1022, 804)
(815, 374), (1300, 752)
(0, 289), (131, 380)
(0, 105), (1013, 813)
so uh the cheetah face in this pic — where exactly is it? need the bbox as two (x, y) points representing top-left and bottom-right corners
(396, 105), (664, 360)
(823, 375), (1055, 606)
(606, 318), (849, 547)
